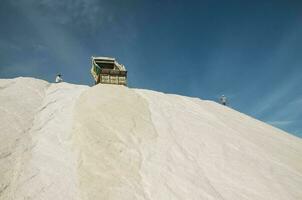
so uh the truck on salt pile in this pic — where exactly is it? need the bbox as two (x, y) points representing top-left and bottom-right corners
(91, 56), (127, 86)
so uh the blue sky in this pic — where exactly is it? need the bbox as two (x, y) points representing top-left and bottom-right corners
(0, 0), (301, 138)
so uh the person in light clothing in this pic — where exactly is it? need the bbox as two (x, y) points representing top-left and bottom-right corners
(55, 74), (63, 83)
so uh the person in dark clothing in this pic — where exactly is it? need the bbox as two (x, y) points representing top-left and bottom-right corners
(220, 95), (227, 106)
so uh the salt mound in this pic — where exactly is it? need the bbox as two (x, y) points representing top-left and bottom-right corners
(0, 77), (301, 200)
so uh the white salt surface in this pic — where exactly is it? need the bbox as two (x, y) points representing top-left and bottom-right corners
(0, 77), (301, 200)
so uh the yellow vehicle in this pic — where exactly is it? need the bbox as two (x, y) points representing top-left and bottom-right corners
(91, 56), (127, 86)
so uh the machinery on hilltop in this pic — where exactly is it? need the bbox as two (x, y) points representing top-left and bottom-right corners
(91, 56), (127, 86)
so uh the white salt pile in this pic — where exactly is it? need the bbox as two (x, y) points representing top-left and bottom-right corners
(0, 77), (301, 200)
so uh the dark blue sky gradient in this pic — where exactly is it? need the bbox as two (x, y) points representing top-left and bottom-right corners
(0, 0), (301, 137)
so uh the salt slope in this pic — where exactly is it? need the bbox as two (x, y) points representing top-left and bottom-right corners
(0, 78), (88, 200)
(135, 90), (302, 199)
(0, 78), (48, 199)
(74, 84), (302, 200)
(1, 77), (302, 200)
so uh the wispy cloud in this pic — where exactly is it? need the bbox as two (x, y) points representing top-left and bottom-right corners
(253, 74), (300, 117)
(263, 97), (302, 136)
(272, 97), (302, 120)
(267, 120), (294, 127)
(249, 22), (302, 117)
(12, 1), (87, 64)
(12, 0), (111, 33)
